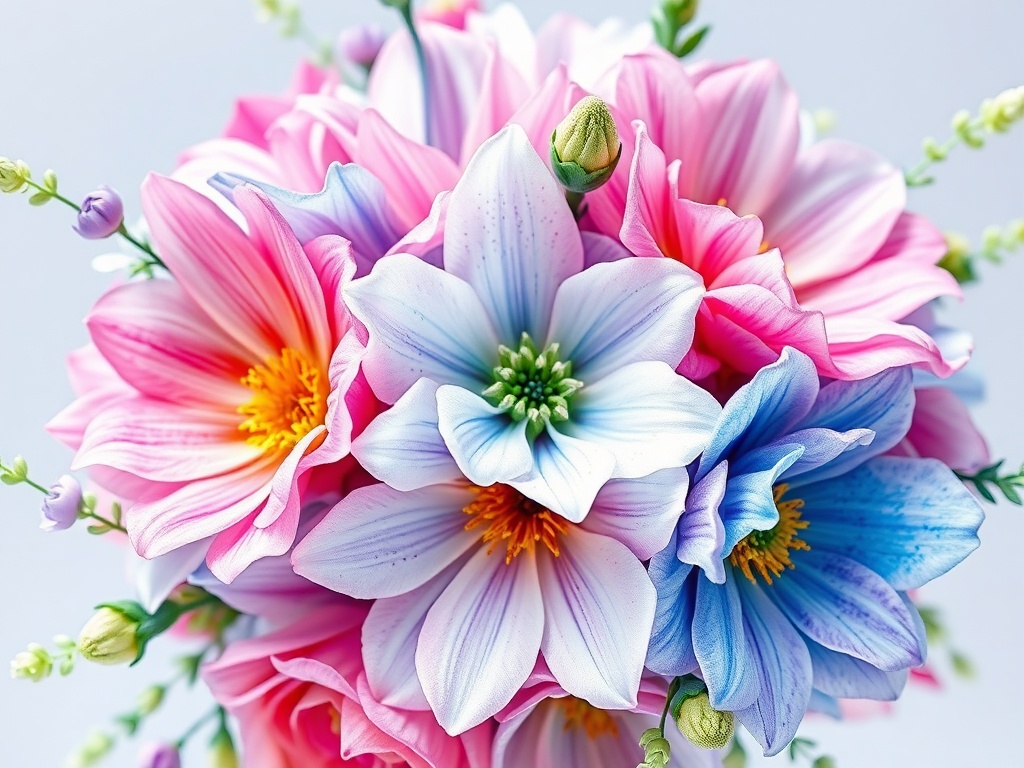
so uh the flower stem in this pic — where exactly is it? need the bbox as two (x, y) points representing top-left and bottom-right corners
(175, 705), (223, 749)
(396, 3), (432, 145)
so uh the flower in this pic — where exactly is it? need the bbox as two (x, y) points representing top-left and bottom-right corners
(343, 125), (719, 523)
(73, 185), (124, 240)
(40, 473), (82, 532)
(417, 0), (481, 30)
(492, 670), (725, 768)
(587, 55), (964, 384)
(77, 607), (140, 665)
(137, 743), (181, 768)
(0, 157), (31, 193)
(674, 691), (734, 751)
(292, 464), (689, 733)
(646, 349), (985, 754)
(551, 95), (622, 191)
(202, 603), (492, 767)
(56, 177), (374, 581)
(10, 644), (52, 681)
(336, 24), (387, 68)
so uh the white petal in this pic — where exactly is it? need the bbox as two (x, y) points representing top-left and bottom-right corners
(538, 530), (655, 709)
(417, 548), (544, 734)
(444, 125), (583, 343)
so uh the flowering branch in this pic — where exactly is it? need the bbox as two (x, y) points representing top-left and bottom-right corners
(956, 459), (1024, 505)
(939, 219), (1024, 284)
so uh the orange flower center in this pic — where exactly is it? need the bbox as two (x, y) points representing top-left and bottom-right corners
(237, 347), (328, 453)
(729, 483), (810, 585)
(463, 484), (571, 564)
(555, 697), (620, 740)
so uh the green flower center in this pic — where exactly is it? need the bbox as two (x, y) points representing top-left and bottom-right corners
(482, 332), (583, 440)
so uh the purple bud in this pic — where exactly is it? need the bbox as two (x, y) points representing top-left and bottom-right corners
(138, 743), (181, 768)
(40, 474), (82, 532)
(74, 185), (124, 240)
(337, 24), (387, 68)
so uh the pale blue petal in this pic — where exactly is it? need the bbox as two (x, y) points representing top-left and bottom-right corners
(547, 257), (703, 383)
(291, 483), (478, 599)
(774, 427), (874, 480)
(444, 126), (583, 343)
(719, 444), (803, 553)
(566, 361), (721, 479)
(769, 549), (924, 672)
(808, 641), (908, 701)
(587, 465), (690, 561)
(677, 462), (728, 582)
(800, 456), (984, 590)
(694, 572), (760, 711)
(790, 366), (914, 486)
(352, 378), (461, 491)
(508, 425), (615, 524)
(646, 542), (699, 676)
(436, 386), (534, 488)
(212, 163), (401, 274)
(733, 577), (813, 756)
(346, 254), (500, 403)
(698, 348), (819, 478)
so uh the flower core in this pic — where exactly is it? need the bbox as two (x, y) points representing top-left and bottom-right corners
(555, 697), (620, 740)
(238, 347), (328, 453)
(729, 484), (810, 585)
(463, 484), (571, 564)
(482, 332), (583, 440)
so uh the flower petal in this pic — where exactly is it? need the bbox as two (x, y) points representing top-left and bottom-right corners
(346, 254), (500, 403)
(547, 258), (704, 383)
(566, 361), (721, 478)
(417, 547), (544, 734)
(436, 386), (534, 487)
(676, 461), (728, 582)
(694, 572), (760, 711)
(808, 642), (908, 701)
(291, 483), (478, 599)
(444, 125), (583, 343)
(353, 378), (462, 491)
(800, 456), (983, 591)
(647, 546), (699, 676)
(538, 529), (655, 709)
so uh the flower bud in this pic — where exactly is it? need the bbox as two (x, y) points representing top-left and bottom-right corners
(137, 685), (167, 716)
(138, 743), (181, 768)
(10, 643), (53, 682)
(40, 474), (83, 532)
(418, 0), (481, 29)
(68, 731), (115, 768)
(74, 185), (124, 240)
(550, 96), (622, 194)
(938, 232), (976, 284)
(209, 728), (238, 768)
(980, 86), (1024, 134)
(674, 691), (735, 750)
(0, 157), (31, 193)
(77, 607), (141, 665)
(337, 24), (387, 68)
(663, 0), (699, 27)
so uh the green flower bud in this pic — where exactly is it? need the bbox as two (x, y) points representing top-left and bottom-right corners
(812, 757), (837, 768)
(0, 157), (31, 194)
(10, 643), (53, 682)
(66, 730), (115, 768)
(77, 607), (141, 666)
(674, 691), (735, 750)
(550, 96), (622, 193)
(980, 86), (1024, 134)
(137, 684), (166, 715)
(209, 728), (239, 768)
(938, 231), (976, 284)
(663, 0), (699, 27)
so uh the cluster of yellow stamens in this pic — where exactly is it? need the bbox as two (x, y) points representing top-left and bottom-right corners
(237, 347), (328, 453)
(463, 484), (571, 564)
(729, 484), (810, 585)
(555, 697), (620, 740)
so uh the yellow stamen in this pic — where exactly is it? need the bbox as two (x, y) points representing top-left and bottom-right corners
(237, 347), (328, 453)
(463, 484), (570, 564)
(729, 484), (810, 585)
(555, 697), (620, 740)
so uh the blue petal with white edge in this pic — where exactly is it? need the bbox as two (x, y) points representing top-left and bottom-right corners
(212, 163), (401, 274)
(800, 456), (983, 591)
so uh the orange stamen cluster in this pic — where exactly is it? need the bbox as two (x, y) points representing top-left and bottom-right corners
(729, 483), (810, 585)
(463, 484), (570, 564)
(237, 347), (328, 453)
(556, 697), (620, 740)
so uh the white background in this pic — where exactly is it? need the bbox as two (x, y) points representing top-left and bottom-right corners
(1, 1), (1022, 766)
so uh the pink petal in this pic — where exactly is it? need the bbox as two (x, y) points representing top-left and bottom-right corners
(899, 387), (990, 472)
(504, 65), (588, 164)
(459, 40), (532, 166)
(824, 316), (967, 379)
(265, 94), (361, 191)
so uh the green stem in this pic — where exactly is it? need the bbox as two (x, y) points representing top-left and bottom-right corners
(173, 595), (222, 614)
(659, 677), (682, 734)
(24, 177), (80, 211)
(82, 510), (127, 533)
(175, 706), (222, 749)
(397, 3), (432, 145)
(905, 116), (984, 187)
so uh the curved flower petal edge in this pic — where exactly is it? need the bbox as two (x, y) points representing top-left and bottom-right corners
(647, 347), (984, 755)
(344, 124), (721, 523)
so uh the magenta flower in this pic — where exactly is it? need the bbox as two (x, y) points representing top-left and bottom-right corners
(58, 177), (373, 581)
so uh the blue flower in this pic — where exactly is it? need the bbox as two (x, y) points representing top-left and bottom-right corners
(647, 348), (984, 755)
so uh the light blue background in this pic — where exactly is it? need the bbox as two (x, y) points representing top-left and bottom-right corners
(1, 1), (1021, 765)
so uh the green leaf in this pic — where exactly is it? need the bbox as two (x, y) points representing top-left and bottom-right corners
(87, 523), (111, 535)
(28, 191), (51, 206)
(951, 650), (975, 678)
(674, 24), (711, 58)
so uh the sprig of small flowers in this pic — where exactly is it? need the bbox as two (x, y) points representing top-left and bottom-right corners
(940, 219), (1024, 284)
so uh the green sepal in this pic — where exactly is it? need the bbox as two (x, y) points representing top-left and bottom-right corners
(550, 134), (622, 194)
(674, 24), (711, 57)
(668, 675), (708, 720)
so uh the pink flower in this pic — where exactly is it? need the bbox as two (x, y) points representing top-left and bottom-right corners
(55, 177), (374, 582)
(417, 0), (481, 30)
(589, 54), (964, 384)
(202, 603), (494, 768)
(493, 667), (724, 768)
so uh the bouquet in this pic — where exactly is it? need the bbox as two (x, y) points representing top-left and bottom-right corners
(3, 1), (1022, 766)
